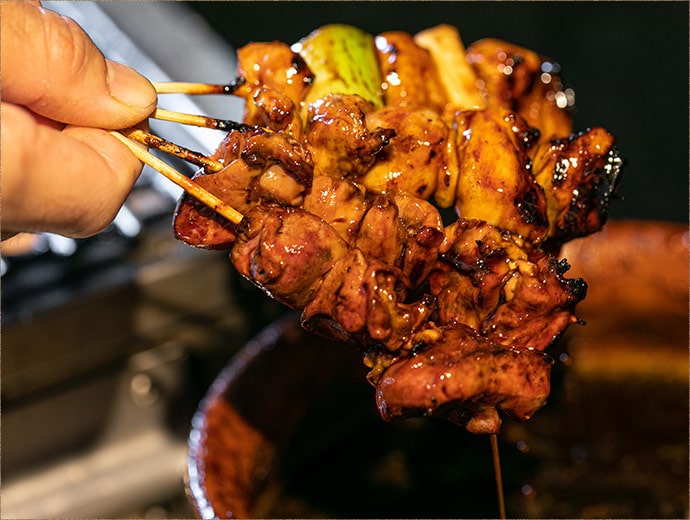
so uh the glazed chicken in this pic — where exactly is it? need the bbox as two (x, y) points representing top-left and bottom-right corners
(172, 24), (623, 434)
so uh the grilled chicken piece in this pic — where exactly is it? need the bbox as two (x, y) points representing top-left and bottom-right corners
(233, 41), (314, 135)
(454, 107), (548, 242)
(432, 218), (586, 351)
(173, 199), (238, 250)
(375, 324), (553, 434)
(305, 93), (395, 178)
(355, 195), (408, 269)
(301, 248), (436, 354)
(356, 106), (454, 203)
(235, 127), (313, 188)
(353, 191), (445, 289)
(302, 175), (368, 246)
(375, 30), (447, 112)
(306, 176), (444, 289)
(231, 205), (349, 309)
(532, 127), (624, 245)
(466, 38), (573, 141)
(431, 219), (531, 331)
(389, 191), (445, 288)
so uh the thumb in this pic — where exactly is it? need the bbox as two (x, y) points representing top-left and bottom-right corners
(0, 1), (157, 129)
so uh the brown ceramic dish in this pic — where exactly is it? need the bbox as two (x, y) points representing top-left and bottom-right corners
(186, 220), (688, 519)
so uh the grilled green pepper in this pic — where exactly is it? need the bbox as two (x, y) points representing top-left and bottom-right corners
(292, 24), (384, 111)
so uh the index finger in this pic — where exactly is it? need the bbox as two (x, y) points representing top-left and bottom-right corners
(0, 1), (157, 129)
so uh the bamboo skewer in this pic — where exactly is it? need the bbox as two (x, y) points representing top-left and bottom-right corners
(121, 127), (224, 172)
(152, 107), (250, 132)
(152, 79), (243, 95)
(110, 131), (244, 225)
(490, 434), (507, 520)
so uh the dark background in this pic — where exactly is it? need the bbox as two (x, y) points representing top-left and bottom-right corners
(187, 0), (689, 224)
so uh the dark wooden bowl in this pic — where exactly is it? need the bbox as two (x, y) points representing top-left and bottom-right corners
(186, 220), (688, 519)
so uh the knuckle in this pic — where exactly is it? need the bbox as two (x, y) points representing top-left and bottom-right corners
(48, 15), (95, 80)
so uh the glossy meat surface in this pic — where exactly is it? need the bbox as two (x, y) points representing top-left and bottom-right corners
(302, 175), (368, 245)
(356, 107), (453, 202)
(305, 93), (394, 178)
(301, 248), (435, 355)
(375, 324), (553, 434)
(234, 41), (313, 134)
(432, 218), (586, 351)
(231, 205), (349, 309)
(171, 24), (623, 433)
(174, 127), (313, 249)
(453, 107), (548, 242)
(532, 127), (624, 245)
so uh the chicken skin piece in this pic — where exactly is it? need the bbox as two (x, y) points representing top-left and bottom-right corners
(532, 127), (624, 245)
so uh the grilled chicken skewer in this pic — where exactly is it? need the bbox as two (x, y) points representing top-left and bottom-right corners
(114, 25), (624, 519)
(121, 24), (621, 436)
(131, 116), (584, 434)
(152, 24), (621, 246)
(116, 107), (579, 435)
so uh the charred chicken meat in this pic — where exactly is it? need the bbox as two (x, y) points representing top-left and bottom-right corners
(172, 24), (623, 434)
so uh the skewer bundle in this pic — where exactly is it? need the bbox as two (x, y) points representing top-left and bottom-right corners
(113, 24), (622, 437)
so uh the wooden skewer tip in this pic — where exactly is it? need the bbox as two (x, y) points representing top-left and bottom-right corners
(152, 81), (239, 95)
(490, 433), (507, 520)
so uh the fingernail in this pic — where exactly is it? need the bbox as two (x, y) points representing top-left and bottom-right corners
(106, 61), (157, 109)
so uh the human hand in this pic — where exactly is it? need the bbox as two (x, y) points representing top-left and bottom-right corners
(1, 1), (157, 240)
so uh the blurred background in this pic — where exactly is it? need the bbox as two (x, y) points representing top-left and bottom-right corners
(1, 2), (687, 518)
